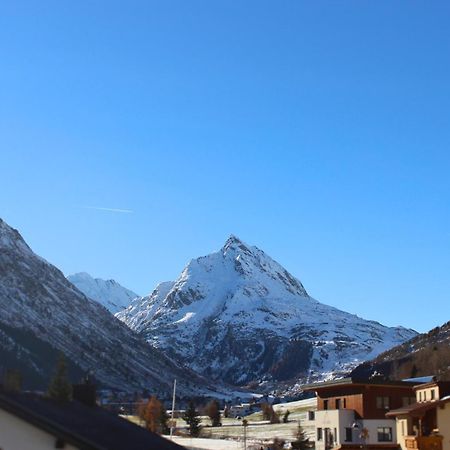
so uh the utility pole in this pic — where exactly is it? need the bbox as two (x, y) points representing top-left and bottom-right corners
(242, 418), (248, 450)
(170, 379), (177, 439)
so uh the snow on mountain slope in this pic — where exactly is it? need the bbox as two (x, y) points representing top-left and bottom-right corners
(67, 272), (138, 314)
(117, 235), (417, 387)
(0, 218), (219, 396)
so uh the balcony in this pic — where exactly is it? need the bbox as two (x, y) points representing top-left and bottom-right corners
(404, 435), (443, 450)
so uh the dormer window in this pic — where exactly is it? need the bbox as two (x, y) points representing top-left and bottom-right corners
(376, 396), (390, 409)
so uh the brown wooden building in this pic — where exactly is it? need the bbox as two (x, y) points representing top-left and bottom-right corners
(386, 379), (450, 450)
(304, 377), (417, 450)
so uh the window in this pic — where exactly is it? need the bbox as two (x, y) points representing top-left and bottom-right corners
(431, 390), (435, 400)
(424, 391), (427, 401)
(377, 427), (393, 442)
(334, 428), (337, 443)
(402, 396), (415, 407)
(308, 411), (315, 421)
(376, 396), (390, 409)
(335, 399), (341, 409)
(323, 400), (329, 410)
(419, 392), (422, 402)
(317, 428), (323, 441)
(401, 421), (405, 436)
(343, 398), (347, 408)
(345, 427), (353, 442)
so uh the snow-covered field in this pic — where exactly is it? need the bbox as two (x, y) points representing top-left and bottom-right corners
(171, 437), (243, 449)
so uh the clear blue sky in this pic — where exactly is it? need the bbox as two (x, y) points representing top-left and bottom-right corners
(1, 1), (449, 333)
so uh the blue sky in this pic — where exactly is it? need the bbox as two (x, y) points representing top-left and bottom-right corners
(1, 1), (449, 333)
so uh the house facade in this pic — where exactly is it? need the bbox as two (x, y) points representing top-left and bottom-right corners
(386, 380), (450, 450)
(0, 387), (184, 450)
(304, 377), (417, 450)
(0, 407), (79, 450)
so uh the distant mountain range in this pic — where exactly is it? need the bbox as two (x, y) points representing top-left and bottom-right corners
(351, 320), (450, 380)
(117, 235), (417, 389)
(67, 272), (138, 314)
(0, 218), (219, 397)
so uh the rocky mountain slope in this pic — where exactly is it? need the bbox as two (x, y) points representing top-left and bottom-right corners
(117, 236), (417, 387)
(0, 218), (218, 397)
(67, 272), (138, 314)
(0, 320), (86, 390)
(351, 320), (450, 380)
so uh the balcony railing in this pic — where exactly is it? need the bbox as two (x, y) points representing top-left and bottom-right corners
(404, 435), (443, 450)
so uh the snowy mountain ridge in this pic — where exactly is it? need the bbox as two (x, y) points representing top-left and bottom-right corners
(68, 272), (139, 314)
(0, 218), (220, 396)
(117, 235), (417, 388)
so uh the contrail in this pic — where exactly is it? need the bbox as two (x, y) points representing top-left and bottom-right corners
(81, 206), (134, 214)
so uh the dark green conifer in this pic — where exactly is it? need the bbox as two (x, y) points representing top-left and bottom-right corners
(183, 400), (201, 437)
(47, 354), (72, 402)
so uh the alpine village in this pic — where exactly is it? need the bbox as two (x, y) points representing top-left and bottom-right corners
(1, 2), (449, 450)
(0, 220), (449, 450)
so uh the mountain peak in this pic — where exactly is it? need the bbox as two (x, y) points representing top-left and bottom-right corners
(68, 273), (139, 314)
(0, 218), (32, 254)
(118, 235), (417, 388)
(222, 234), (250, 253)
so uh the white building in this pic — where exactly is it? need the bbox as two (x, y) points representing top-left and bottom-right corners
(387, 379), (450, 450)
(304, 377), (418, 450)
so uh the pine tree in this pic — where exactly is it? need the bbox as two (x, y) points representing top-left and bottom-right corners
(291, 423), (309, 450)
(205, 399), (221, 427)
(159, 402), (170, 435)
(4, 369), (22, 392)
(183, 401), (201, 437)
(47, 354), (72, 402)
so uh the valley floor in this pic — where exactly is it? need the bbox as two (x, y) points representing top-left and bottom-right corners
(124, 398), (316, 449)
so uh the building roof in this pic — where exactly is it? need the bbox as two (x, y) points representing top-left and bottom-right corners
(402, 376), (436, 384)
(0, 389), (184, 450)
(413, 380), (450, 392)
(302, 377), (417, 392)
(386, 397), (450, 418)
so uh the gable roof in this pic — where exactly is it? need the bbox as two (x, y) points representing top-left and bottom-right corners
(0, 389), (184, 450)
(302, 377), (417, 392)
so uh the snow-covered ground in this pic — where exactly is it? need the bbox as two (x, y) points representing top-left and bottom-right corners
(171, 437), (243, 450)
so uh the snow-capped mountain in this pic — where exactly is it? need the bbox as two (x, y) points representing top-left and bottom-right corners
(67, 272), (138, 314)
(0, 218), (218, 396)
(117, 235), (417, 387)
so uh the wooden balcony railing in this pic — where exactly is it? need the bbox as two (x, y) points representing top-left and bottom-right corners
(405, 435), (443, 450)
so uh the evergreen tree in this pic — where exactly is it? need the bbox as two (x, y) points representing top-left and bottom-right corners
(47, 354), (72, 402)
(291, 423), (309, 450)
(205, 399), (221, 427)
(4, 369), (22, 392)
(183, 401), (201, 437)
(159, 402), (170, 435)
